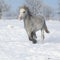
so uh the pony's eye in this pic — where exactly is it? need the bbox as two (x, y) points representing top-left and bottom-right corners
(23, 11), (25, 13)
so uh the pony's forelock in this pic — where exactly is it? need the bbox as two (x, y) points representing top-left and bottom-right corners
(20, 5), (32, 16)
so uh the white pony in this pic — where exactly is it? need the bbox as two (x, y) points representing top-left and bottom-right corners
(19, 6), (49, 44)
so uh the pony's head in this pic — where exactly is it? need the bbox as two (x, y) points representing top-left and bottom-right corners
(18, 5), (32, 20)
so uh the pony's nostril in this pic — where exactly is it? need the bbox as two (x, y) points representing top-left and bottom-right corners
(18, 15), (22, 20)
(20, 16), (23, 20)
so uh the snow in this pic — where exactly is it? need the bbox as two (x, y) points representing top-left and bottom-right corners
(0, 19), (60, 60)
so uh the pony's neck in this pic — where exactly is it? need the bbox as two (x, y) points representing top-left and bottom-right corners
(25, 14), (32, 20)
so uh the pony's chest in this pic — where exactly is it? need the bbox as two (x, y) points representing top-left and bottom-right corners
(24, 20), (33, 30)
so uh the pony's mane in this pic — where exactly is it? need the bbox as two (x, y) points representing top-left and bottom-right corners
(20, 5), (32, 17)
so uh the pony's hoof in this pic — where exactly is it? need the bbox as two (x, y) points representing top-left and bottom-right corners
(32, 40), (37, 44)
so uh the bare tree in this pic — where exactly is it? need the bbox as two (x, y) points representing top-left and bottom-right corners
(25, 0), (54, 20)
(58, 0), (60, 20)
(0, 0), (9, 19)
(42, 5), (54, 20)
(25, 0), (43, 16)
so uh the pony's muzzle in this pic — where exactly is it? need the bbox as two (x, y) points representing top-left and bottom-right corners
(20, 16), (23, 20)
(18, 15), (23, 20)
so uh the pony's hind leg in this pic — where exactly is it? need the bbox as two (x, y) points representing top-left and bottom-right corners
(41, 29), (45, 41)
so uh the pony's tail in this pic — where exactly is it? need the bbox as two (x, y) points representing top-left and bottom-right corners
(44, 21), (50, 33)
(45, 26), (50, 33)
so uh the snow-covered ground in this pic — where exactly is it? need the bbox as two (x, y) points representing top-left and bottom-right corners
(0, 19), (60, 60)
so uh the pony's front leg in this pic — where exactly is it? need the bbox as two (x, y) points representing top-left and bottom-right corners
(27, 31), (37, 44)
(27, 31), (33, 41)
(31, 31), (37, 39)
(41, 29), (45, 42)
(31, 31), (37, 44)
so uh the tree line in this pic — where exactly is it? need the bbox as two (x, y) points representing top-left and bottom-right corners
(0, 0), (60, 20)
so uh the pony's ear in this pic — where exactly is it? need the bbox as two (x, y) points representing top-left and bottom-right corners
(19, 5), (32, 16)
(20, 5), (28, 10)
(23, 5), (29, 10)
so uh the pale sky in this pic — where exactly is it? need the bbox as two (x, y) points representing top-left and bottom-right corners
(5, 0), (58, 12)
